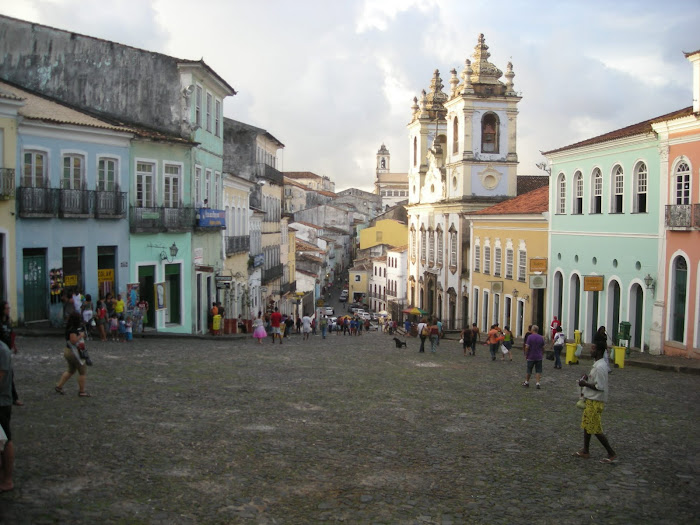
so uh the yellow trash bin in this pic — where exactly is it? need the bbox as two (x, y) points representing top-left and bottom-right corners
(612, 346), (625, 369)
(212, 314), (222, 333)
(566, 342), (578, 364)
(574, 330), (582, 344)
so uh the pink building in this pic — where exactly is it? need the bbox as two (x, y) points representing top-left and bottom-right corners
(656, 50), (700, 358)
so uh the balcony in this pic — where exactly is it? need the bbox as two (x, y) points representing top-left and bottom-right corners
(0, 169), (15, 199)
(262, 263), (283, 284)
(280, 281), (296, 295)
(196, 208), (226, 230)
(18, 187), (58, 217)
(130, 206), (196, 233)
(95, 191), (127, 218)
(256, 163), (283, 185)
(59, 189), (93, 217)
(225, 235), (250, 255)
(665, 204), (700, 230)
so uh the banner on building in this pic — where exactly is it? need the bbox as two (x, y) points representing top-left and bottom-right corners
(584, 276), (604, 292)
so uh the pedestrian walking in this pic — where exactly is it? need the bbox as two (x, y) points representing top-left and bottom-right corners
(0, 335), (15, 492)
(417, 318), (428, 353)
(594, 326), (612, 372)
(302, 313), (312, 340)
(573, 340), (617, 463)
(550, 315), (561, 341)
(436, 318), (443, 345)
(501, 325), (513, 361)
(429, 319), (440, 353)
(320, 316), (328, 339)
(486, 324), (504, 361)
(284, 315), (294, 338)
(95, 300), (108, 341)
(460, 324), (473, 356)
(0, 302), (21, 407)
(252, 314), (267, 343)
(470, 323), (479, 355)
(553, 325), (566, 369)
(270, 308), (283, 345)
(55, 312), (91, 397)
(295, 316), (301, 334)
(404, 318), (411, 335)
(522, 325), (545, 389)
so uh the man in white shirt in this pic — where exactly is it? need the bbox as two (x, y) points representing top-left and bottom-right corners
(416, 318), (428, 353)
(302, 314), (312, 341)
(573, 340), (617, 463)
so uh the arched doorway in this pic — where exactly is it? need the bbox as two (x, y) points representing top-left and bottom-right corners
(553, 271), (564, 320)
(438, 294), (443, 320)
(607, 280), (621, 344)
(427, 280), (435, 316)
(588, 290), (600, 344)
(670, 256), (687, 342)
(629, 283), (643, 349)
(568, 274), (581, 337)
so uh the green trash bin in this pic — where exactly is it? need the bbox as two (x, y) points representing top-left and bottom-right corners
(618, 321), (631, 344)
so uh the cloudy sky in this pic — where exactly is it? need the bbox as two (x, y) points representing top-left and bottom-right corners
(3, 0), (699, 191)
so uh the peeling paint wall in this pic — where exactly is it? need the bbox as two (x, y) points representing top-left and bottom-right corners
(0, 16), (183, 135)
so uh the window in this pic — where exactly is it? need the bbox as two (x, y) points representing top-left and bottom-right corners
(205, 169), (212, 205)
(206, 92), (212, 132)
(675, 162), (690, 205)
(517, 250), (526, 282)
(452, 116), (459, 154)
(494, 247), (502, 276)
(23, 151), (45, 187)
(214, 172), (221, 209)
(195, 166), (202, 205)
(98, 158), (117, 191)
(136, 162), (155, 207)
(428, 230), (435, 265)
(484, 245), (491, 274)
(62, 154), (84, 189)
(411, 228), (416, 259)
(163, 164), (180, 208)
(449, 232), (457, 267)
(354, 275), (361, 282)
(215, 100), (221, 137)
(437, 229), (443, 266)
(474, 244), (481, 272)
(557, 173), (566, 214)
(573, 171), (583, 214)
(634, 162), (647, 213)
(481, 113), (499, 153)
(195, 85), (202, 127)
(413, 137), (417, 167)
(420, 229), (426, 262)
(505, 248), (513, 279)
(611, 165), (624, 213)
(591, 168), (602, 214)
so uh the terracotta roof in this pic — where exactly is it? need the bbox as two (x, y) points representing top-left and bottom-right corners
(284, 171), (323, 180)
(517, 175), (549, 195)
(389, 245), (408, 252)
(297, 253), (324, 264)
(319, 236), (335, 243)
(295, 238), (322, 252)
(474, 185), (549, 215)
(377, 173), (409, 183)
(324, 226), (350, 235)
(544, 107), (694, 155)
(292, 220), (323, 230)
(0, 80), (192, 144)
(371, 256), (388, 262)
(317, 190), (337, 198)
(296, 268), (318, 278)
(684, 49), (700, 57)
(283, 177), (311, 190)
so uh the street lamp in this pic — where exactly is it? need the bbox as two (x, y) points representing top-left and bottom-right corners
(644, 274), (656, 293)
(147, 242), (179, 263)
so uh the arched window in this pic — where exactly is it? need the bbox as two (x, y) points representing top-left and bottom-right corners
(474, 244), (481, 273)
(670, 256), (688, 342)
(410, 227), (416, 260)
(557, 173), (566, 214)
(573, 171), (583, 215)
(481, 113), (499, 153)
(436, 228), (444, 266)
(505, 248), (514, 279)
(449, 230), (457, 267)
(428, 229), (435, 266)
(413, 137), (418, 167)
(420, 227), (426, 263)
(634, 162), (648, 213)
(675, 161), (690, 205)
(611, 165), (624, 213)
(591, 168), (602, 214)
(494, 246), (502, 276)
(484, 244), (491, 275)
(452, 117), (459, 154)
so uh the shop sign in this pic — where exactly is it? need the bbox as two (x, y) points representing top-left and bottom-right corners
(584, 275), (604, 292)
(98, 269), (114, 282)
(197, 208), (226, 227)
(194, 248), (204, 265)
(529, 258), (548, 273)
(529, 274), (547, 289)
(64, 274), (78, 286)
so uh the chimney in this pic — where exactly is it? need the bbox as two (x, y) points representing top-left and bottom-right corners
(687, 50), (700, 114)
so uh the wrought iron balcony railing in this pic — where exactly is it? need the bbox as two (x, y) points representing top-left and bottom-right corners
(130, 206), (196, 233)
(262, 263), (283, 284)
(95, 191), (127, 218)
(225, 235), (250, 255)
(18, 187), (58, 217)
(17, 187), (127, 219)
(0, 169), (15, 199)
(256, 163), (283, 185)
(59, 189), (93, 217)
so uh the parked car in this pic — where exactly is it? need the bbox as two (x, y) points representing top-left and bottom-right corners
(359, 312), (372, 321)
(339, 293), (348, 303)
(324, 306), (334, 315)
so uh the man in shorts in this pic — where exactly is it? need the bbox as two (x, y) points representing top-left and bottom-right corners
(573, 341), (617, 463)
(522, 325), (544, 389)
(0, 339), (14, 491)
(270, 307), (283, 345)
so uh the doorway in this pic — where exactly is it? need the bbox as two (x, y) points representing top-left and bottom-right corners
(23, 248), (48, 322)
(165, 263), (181, 325)
(630, 283), (643, 348)
(138, 265), (155, 328)
(608, 280), (621, 344)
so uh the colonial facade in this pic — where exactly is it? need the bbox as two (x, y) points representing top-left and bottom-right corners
(374, 144), (408, 209)
(406, 34), (521, 329)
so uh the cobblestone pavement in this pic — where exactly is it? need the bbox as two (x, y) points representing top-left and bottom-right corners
(0, 328), (698, 524)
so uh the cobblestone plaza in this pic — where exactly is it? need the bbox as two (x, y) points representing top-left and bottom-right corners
(1, 330), (698, 524)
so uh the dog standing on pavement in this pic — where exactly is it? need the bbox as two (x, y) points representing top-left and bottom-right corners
(393, 337), (407, 348)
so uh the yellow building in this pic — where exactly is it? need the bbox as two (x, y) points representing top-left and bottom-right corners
(359, 219), (408, 250)
(0, 90), (21, 310)
(467, 186), (549, 338)
(348, 259), (371, 305)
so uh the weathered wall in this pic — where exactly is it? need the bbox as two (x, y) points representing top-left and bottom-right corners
(0, 15), (183, 134)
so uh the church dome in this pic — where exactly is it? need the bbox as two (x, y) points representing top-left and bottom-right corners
(377, 143), (389, 155)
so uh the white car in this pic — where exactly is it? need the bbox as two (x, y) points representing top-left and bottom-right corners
(359, 312), (371, 321)
(324, 306), (334, 315)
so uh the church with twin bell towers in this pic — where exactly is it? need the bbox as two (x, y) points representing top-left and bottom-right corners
(405, 34), (521, 330)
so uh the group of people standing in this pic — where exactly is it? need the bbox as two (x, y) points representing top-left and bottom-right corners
(416, 317), (443, 353)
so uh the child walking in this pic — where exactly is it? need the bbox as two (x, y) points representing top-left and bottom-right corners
(125, 316), (133, 342)
(252, 314), (267, 343)
(118, 315), (126, 342)
(109, 313), (118, 341)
